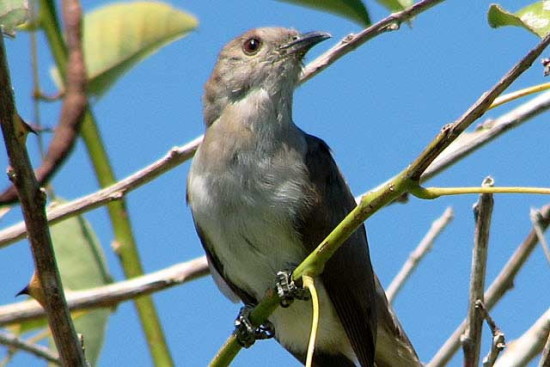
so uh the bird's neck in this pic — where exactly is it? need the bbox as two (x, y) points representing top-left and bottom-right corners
(220, 87), (298, 145)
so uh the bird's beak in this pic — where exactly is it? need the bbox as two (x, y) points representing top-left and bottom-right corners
(281, 31), (331, 55)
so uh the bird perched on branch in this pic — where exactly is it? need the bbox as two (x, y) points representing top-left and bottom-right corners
(187, 27), (420, 367)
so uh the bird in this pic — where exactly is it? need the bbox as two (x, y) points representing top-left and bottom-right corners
(187, 27), (421, 367)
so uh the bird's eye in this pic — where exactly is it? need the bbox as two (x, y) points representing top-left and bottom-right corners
(243, 37), (262, 55)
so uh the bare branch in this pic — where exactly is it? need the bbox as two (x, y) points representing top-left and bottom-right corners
(428, 204), (550, 367)
(0, 16), (86, 367)
(386, 207), (454, 303)
(531, 208), (550, 265)
(476, 301), (506, 367)
(299, 0), (445, 84)
(0, 0), (89, 205)
(0, 136), (202, 248)
(494, 308), (549, 367)
(0, 257), (208, 325)
(422, 90), (550, 182)
(0, 330), (60, 364)
(540, 328), (550, 367)
(463, 177), (494, 367)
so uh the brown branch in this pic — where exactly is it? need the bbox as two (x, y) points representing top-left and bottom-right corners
(0, 136), (202, 248)
(422, 90), (550, 182)
(386, 206), (454, 303)
(0, 0), (88, 205)
(428, 204), (550, 367)
(0, 28), (86, 367)
(407, 32), (550, 182)
(493, 307), (549, 367)
(540, 327), (550, 367)
(463, 177), (495, 367)
(0, 257), (208, 325)
(531, 208), (550, 264)
(0, 330), (60, 364)
(299, 0), (445, 84)
(477, 301), (505, 367)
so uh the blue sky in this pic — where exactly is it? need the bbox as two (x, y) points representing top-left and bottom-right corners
(1, 0), (549, 366)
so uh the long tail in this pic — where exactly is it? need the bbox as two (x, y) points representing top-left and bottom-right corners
(374, 275), (422, 367)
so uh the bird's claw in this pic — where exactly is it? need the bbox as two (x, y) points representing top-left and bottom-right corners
(276, 270), (310, 308)
(234, 305), (275, 348)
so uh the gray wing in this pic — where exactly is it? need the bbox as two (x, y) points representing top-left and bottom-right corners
(297, 134), (377, 367)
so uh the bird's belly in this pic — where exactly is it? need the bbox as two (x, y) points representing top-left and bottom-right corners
(188, 173), (355, 361)
(190, 175), (307, 300)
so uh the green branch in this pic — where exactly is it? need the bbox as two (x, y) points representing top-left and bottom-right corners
(38, 1), (173, 365)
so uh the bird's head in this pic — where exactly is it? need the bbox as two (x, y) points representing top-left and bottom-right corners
(203, 27), (330, 126)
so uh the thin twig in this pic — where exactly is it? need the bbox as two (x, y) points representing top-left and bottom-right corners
(0, 0), (89, 205)
(476, 300), (506, 367)
(0, 256), (208, 325)
(0, 31), (86, 367)
(386, 207), (454, 303)
(0, 330), (60, 364)
(531, 208), (550, 264)
(428, 204), (550, 367)
(0, 136), (202, 248)
(463, 177), (495, 367)
(299, 0), (445, 84)
(421, 90), (550, 182)
(540, 328), (550, 367)
(493, 307), (549, 367)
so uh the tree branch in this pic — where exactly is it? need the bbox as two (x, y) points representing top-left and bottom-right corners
(0, 257), (208, 325)
(0, 330), (60, 364)
(493, 307), (549, 367)
(0, 26), (86, 367)
(0, 0), (88, 205)
(463, 178), (494, 367)
(299, 0), (445, 84)
(386, 206), (454, 303)
(428, 204), (550, 367)
(0, 136), (202, 248)
(421, 90), (550, 182)
(531, 208), (550, 265)
(477, 301), (505, 367)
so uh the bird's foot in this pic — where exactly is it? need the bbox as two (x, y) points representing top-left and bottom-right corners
(276, 269), (310, 308)
(234, 305), (275, 348)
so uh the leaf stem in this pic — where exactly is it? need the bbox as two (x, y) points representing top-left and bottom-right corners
(411, 186), (550, 199)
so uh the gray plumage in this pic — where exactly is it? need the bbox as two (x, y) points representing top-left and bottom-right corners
(187, 27), (421, 367)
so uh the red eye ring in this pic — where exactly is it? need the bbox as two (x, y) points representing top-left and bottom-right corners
(243, 37), (262, 55)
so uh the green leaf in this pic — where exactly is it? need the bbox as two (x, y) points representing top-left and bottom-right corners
(377, 0), (413, 13)
(0, 0), (29, 36)
(47, 213), (112, 366)
(53, 1), (198, 96)
(279, 0), (371, 26)
(488, 3), (550, 38)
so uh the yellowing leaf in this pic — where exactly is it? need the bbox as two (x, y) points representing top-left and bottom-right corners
(47, 213), (112, 366)
(488, 3), (550, 38)
(53, 1), (198, 96)
(0, 0), (29, 37)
